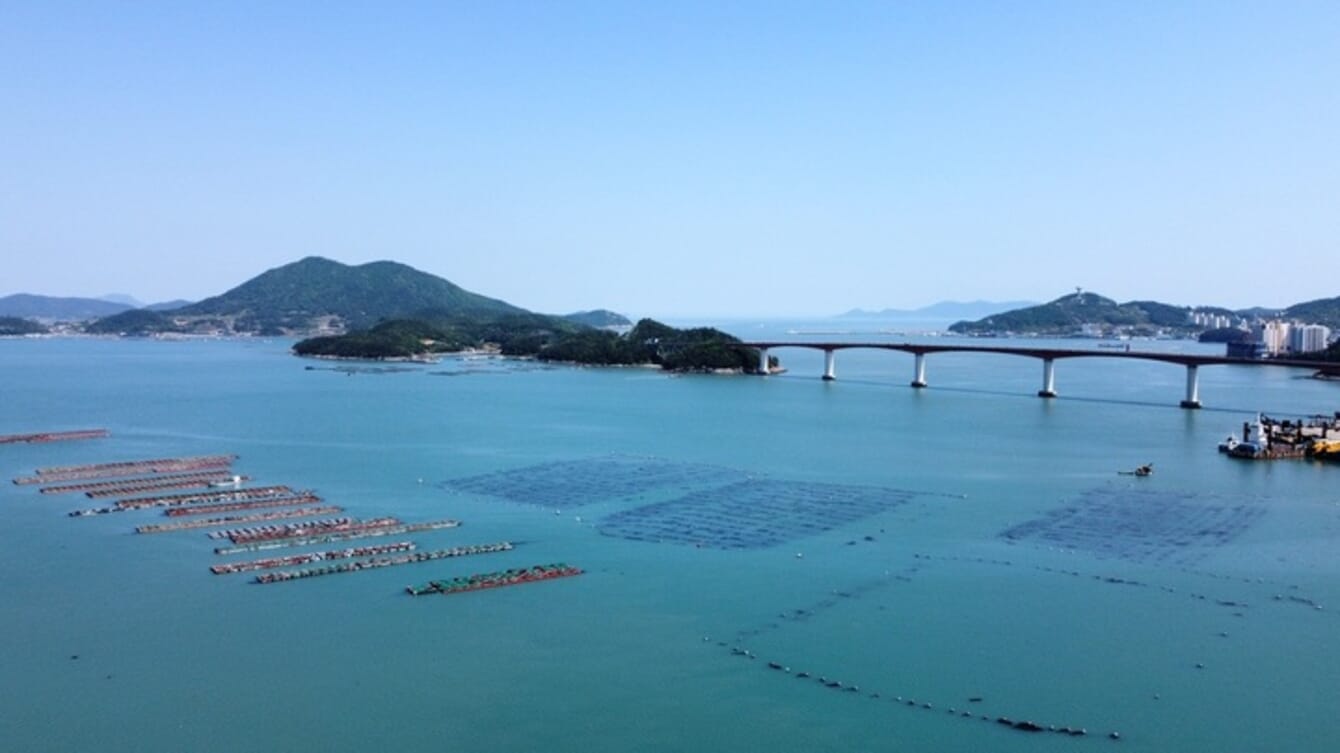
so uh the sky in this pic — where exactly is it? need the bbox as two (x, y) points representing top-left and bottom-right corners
(1, 1), (1336, 318)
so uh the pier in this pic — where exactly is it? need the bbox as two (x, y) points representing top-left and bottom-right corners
(742, 342), (1340, 409)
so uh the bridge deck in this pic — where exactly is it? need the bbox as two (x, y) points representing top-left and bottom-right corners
(738, 341), (1338, 370)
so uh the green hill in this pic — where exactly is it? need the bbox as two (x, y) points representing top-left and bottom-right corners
(176, 257), (525, 334)
(948, 293), (1194, 336)
(0, 294), (130, 321)
(563, 309), (632, 328)
(0, 316), (47, 335)
(83, 309), (183, 336)
(1284, 296), (1340, 329)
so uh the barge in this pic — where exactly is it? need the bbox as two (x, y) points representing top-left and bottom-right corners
(116, 485), (295, 510)
(136, 506), (344, 534)
(214, 518), (461, 555)
(1221, 413), (1340, 461)
(15, 454), (236, 485)
(406, 563), (583, 596)
(253, 541), (513, 584)
(224, 516), (395, 544)
(211, 542), (416, 574)
(0, 429), (108, 445)
(163, 493), (322, 517)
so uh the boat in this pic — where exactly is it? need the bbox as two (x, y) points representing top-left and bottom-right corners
(1118, 464), (1153, 477)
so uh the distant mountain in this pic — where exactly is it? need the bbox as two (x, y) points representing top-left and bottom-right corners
(838, 300), (1037, 320)
(563, 309), (632, 328)
(84, 309), (181, 336)
(0, 294), (131, 321)
(146, 299), (193, 311)
(172, 256), (527, 334)
(99, 293), (144, 307)
(1283, 296), (1340, 329)
(948, 292), (1195, 335)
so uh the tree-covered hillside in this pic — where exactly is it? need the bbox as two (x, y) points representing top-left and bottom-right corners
(948, 293), (1195, 336)
(294, 316), (763, 372)
(0, 316), (47, 335)
(175, 256), (525, 333)
(1285, 297), (1340, 329)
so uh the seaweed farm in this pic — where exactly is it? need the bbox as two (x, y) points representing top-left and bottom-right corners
(8, 335), (1340, 753)
(597, 480), (916, 549)
(439, 455), (751, 507)
(8, 447), (493, 590)
(999, 485), (1268, 565)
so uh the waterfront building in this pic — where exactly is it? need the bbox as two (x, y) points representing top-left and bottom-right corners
(1253, 320), (1291, 356)
(1290, 324), (1331, 355)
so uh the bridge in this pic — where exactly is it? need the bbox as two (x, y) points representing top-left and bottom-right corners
(738, 341), (1339, 409)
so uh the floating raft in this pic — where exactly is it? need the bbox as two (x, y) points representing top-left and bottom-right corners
(118, 485), (294, 510)
(136, 506), (344, 534)
(222, 516), (383, 544)
(16, 454), (236, 485)
(163, 493), (321, 517)
(72, 485), (301, 517)
(0, 429), (108, 446)
(406, 563), (582, 597)
(211, 542), (416, 574)
(214, 518), (461, 555)
(37, 471), (244, 496)
(254, 541), (513, 584)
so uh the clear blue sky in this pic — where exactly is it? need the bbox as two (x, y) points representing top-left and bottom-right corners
(2, 1), (1336, 317)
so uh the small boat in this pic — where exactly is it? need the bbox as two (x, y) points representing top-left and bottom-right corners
(1118, 464), (1153, 477)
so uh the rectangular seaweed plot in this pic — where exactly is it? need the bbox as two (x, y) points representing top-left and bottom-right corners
(597, 480), (914, 549)
(438, 456), (750, 508)
(1000, 486), (1266, 565)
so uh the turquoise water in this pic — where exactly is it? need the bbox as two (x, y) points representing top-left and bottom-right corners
(1, 331), (1338, 752)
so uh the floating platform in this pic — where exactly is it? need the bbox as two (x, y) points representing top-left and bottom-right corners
(117, 485), (295, 511)
(214, 519), (461, 555)
(253, 541), (513, 584)
(36, 471), (245, 496)
(0, 429), (108, 445)
(163, 493), (321, 517)
(135, 506), (344, 534)
(15, 454), (236, 485)
(71, 489), (309, 518)
(406, 563), (582, 596)
(223, 516), (391, 544)
(211, 542), (416, 574)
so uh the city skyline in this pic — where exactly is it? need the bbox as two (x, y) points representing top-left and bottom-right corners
(3, 2), (1336, 317)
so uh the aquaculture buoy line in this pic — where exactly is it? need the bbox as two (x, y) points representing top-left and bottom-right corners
(912, 553), (1330, 619)
(703, 637), (1124, 742)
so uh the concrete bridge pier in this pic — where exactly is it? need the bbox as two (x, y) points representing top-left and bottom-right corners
(911, 353), (928, 388)
(822, 349), (836, 381)
(1038, 358), (1058, 398)
(757, 347), (770, 376)
(1180, 364), (1201, 409)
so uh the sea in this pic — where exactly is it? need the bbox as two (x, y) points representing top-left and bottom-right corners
(2, 321), (1337, 753)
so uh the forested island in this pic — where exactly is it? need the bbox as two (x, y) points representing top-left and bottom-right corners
(294, 317), (766, 373)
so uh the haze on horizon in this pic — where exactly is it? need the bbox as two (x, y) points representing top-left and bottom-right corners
(2, 2), (1336, 318)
